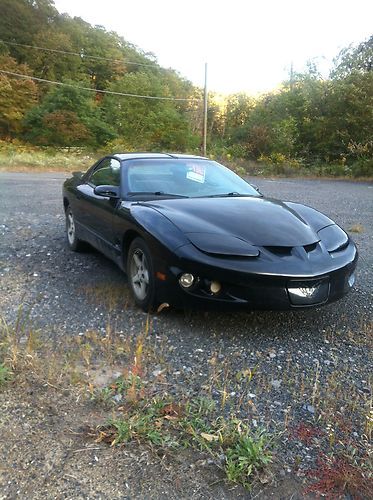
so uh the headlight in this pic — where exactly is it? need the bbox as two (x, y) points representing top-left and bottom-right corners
(318, 224), (349, 252)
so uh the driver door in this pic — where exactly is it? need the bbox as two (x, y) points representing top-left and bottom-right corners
(76, 157), (121, 252)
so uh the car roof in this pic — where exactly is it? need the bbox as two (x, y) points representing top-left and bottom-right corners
(113, 152), (208, 161)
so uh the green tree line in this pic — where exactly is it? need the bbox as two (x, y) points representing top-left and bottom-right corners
(0, 0), (372, 176)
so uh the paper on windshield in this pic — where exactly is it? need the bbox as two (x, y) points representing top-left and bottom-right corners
(186, 164), (206, 183)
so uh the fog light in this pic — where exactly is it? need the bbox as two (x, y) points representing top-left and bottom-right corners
(210, 281), (221, 294)
(179, 273), (195, 288)
(348, 272), (355, 287)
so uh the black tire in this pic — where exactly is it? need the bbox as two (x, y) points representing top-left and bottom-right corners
(65, 207), (85, 252)
(127, 237), (158, 312)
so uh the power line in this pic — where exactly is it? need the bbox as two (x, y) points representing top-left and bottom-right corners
(0, 69), (202, 102)
(0, 39), (159, 68)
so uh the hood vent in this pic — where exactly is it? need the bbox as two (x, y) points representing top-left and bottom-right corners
(265, 246), (292, 256)
(304, 242), (318, 253)
(265, 242), (318, 257)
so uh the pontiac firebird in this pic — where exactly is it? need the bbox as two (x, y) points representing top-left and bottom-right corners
(62, 153), (358, 311)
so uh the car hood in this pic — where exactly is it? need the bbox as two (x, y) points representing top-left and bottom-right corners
(141, 197), (326, 248)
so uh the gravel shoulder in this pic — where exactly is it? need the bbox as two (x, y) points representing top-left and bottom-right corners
(0, 173), (372, 499)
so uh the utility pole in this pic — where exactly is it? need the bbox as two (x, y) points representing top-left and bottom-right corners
(202, 62), (208, 156)
(290, 61), (294, 90)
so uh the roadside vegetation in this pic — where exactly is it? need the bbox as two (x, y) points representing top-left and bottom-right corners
(1, 301), (372, 497)
(0, 140), (98, 172)
(1, 140), (372, 181)
(0, 1), (372, 178)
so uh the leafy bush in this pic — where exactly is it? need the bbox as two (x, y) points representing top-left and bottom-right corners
(100, 138), (136, 155)
(312, 162), (350, 177)
(257, 153), (302, 174)
(350, 158), (373, 178)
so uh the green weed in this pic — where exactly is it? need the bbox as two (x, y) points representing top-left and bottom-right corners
(0, 363), (12, 387)
(91, 372), (144, 407)
(98, 398), (176, 448)
(225, 430), (273, 488)
(93, 392), (273, 489)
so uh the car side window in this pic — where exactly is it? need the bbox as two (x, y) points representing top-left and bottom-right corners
(89, 158), (121, 187)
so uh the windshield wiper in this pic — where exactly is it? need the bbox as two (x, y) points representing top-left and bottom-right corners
(201, 192), (256, 198)
(127, 191), (189, 198)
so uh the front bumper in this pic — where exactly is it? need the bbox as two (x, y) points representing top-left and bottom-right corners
(154, 242), (358, 310)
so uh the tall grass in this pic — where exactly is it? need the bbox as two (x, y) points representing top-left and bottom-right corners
(0, 140), (98, 172)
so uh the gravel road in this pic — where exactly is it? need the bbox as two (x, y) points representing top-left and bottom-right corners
(0, 172), (372, 498)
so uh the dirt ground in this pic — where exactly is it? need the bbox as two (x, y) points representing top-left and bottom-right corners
(0, 376), (310, 500)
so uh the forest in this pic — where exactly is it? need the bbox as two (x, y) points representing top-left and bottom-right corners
(0, 0), (372, 177)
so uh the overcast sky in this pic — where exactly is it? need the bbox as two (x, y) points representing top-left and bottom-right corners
(53, 0), (372, 94)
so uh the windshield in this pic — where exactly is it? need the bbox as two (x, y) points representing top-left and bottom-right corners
(125, 159), (260, 198)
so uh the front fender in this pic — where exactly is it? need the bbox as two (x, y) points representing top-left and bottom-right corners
(284, 202), (334, 232)
(125, 203), (190, 251)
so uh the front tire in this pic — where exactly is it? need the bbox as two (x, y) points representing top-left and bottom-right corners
(65, 207), (85, 252)
(127, 237), (158, 312)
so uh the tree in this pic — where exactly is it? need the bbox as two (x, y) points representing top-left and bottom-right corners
(23, 84), (116, 146)
(0, 55), (37, 137)
(225, 93), (254, 133)
(31, 29), (81, 82)
(332, 36), (373, 78)
(41, 110), (92, 146)
(321, 72), (373, 160)
(0, 0), (199, 151)
(101, 71), (198, 150)
(0, 0), (58, 60)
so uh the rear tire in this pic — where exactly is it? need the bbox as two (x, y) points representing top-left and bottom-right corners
(127, 237), (158, 312)
(65, 207), (85, 252)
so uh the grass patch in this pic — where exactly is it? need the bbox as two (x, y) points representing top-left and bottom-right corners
(225, 431), (273, 488)
(92, 393), (273, 489)
(79, 282), (130, 311)
(0, 362), (12, 387)
(348, 223), (364, 233)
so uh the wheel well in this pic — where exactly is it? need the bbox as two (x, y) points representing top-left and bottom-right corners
(63, 197), (69, 212)
(122, 230), (141, 265)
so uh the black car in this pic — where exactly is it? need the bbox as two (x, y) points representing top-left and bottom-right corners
(63, 153), (358, 311)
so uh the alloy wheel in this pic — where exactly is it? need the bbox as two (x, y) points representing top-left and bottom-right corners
(130, 248), (150, 301)
(67, 211), (76, 245)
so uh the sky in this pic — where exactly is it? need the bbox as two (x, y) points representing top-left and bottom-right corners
(53, 0), (372, 95)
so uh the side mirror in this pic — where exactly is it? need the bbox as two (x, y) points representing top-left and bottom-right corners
(252, 184), (262, 195)
(94, 185), (120, 198)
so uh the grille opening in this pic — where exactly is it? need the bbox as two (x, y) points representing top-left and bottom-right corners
(265, 246), (292, 256)
(304, 242), (318, 253)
